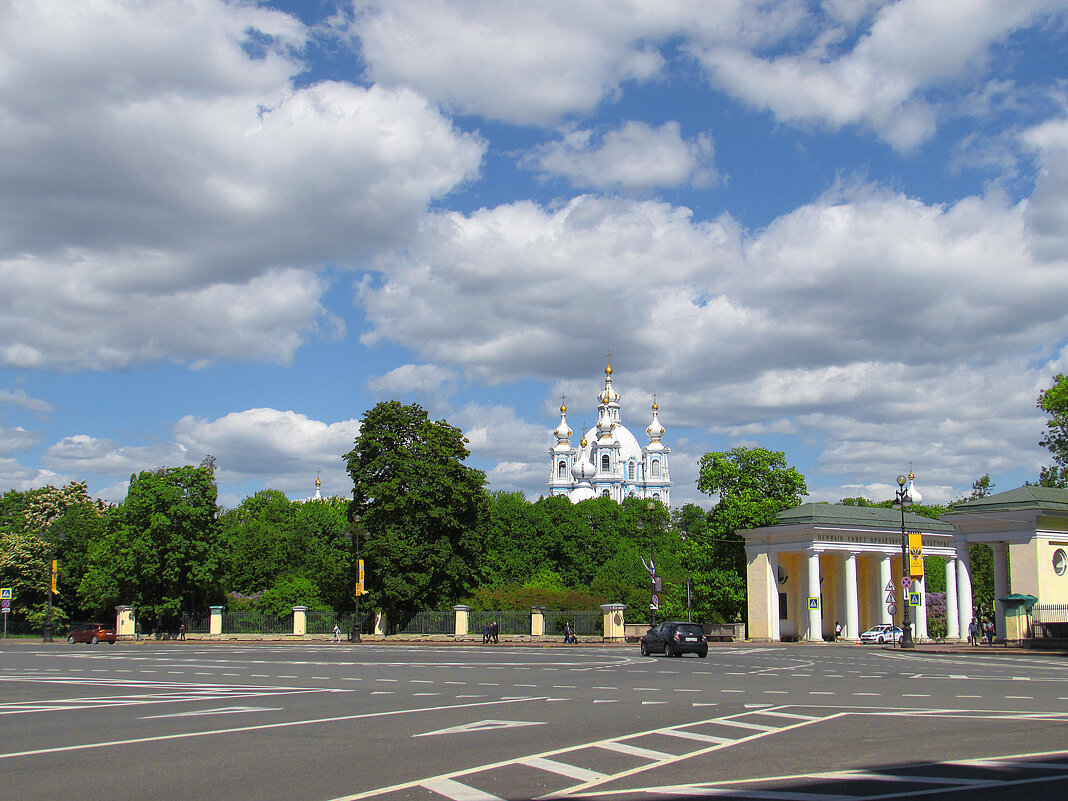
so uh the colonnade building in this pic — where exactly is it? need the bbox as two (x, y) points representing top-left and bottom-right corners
(744, 483), (1068, 642)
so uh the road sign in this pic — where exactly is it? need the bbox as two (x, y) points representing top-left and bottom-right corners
(885, 592), (896, 604)
(909, 592), (921, 606)
(887, 603), (897, 616)
(901, 576), (912, 589)
(651, 594), (659, 609)
(884, 580), (895, 593)
(0, 600), (9, 612)
(0, 588), (11, 600)
(808, 597), (819, 610)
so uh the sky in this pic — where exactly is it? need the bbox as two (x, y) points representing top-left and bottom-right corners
(2, 0), (1068, 511)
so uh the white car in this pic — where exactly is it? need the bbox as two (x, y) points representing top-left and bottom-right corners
(860, 624), (903, 644)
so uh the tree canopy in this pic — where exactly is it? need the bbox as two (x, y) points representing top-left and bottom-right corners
(345, 401), (489, 630)
(1038, 373), (1068, 487)
(79, 465), (221, 625)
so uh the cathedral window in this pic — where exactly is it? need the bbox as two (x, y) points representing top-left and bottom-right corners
(628, 461), (635, 479)
(601, 454), (610, 472)
(651, 459), (660, 477)
(601, 490), (610, 497)
(557, 460), (567, 479)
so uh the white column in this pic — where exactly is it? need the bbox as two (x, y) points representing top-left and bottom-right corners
(913, 578), (927, 639)
(956, 544), (973, 639)
(879, 555), (893, 625)
(944, 555), (960, 640)
(768, 551), (781, 642)
(807, 550), (823, 641)
(993, 541), (1009, 642)
(844, 552), (859, 641)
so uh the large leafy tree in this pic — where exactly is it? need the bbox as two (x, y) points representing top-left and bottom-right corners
(345, 401), (489, 630)
(1037, 373), (1068, 487)
(80, 465), (221, 625)
(697, 447), (807, 573)
(694, 447), (806, 623)
(0, 483), (109, 626)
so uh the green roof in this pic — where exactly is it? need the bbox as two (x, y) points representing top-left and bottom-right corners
(947, 485), (1068, 515)
(774, 503), (953, 532)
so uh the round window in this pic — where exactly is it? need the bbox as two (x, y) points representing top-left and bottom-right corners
(1054, 549), (1067, 576)
(777, 564), (789, 585)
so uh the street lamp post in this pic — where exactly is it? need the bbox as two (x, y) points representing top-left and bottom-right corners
(894, 474), (915, 650)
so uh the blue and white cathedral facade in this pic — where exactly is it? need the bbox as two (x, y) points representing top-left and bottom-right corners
(548, 364), (670, 504)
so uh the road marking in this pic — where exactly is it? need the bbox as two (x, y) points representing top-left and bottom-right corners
(139, 706), (281, 719)
(415, 719), (546, 737)
(421, 778), (502, 801)
(712, 719), (778, 732)
(0, 697), (551, 760)
(521, 757), (607, 782)
(597, 741), (675, 761)
(660, 730), (732, 745)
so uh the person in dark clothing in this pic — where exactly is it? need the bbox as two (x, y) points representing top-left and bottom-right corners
(482, 623), (491, 644)
(491, 620), (499, 644)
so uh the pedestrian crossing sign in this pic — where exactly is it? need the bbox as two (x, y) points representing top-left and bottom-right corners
(808, 597), (819, 610)
(909, 592), (921, 606)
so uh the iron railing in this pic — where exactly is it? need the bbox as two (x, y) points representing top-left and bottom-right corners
(397, 610), (453, 635)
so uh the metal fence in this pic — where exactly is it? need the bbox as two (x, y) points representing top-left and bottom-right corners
(544, 610), (601, 636)
(222, 610), (290, 634)
(397, 610), (453, 635)
(179, 613), (210, 634)
(1032, 604), (1068, 637)
(468, 609), (529, 635)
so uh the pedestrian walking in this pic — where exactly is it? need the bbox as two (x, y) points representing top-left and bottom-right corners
(482, 622), (491, 644)
(984, 619), (995, 645)
(968, 617), (978, 646)
(491, 620), (499, 644)
(332, 623), (342, 643)
(178, 623), (185, 641)
(834, 621), (842, 641)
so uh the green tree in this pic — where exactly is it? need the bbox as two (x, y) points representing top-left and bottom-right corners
(695, 447), (806, 625)
(1038, 373), (1068, 487)
(80, 465), (221, 626)
(344, 401), (489, 631)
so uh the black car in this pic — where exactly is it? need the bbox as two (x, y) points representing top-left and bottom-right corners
(640, 621), (708, 658)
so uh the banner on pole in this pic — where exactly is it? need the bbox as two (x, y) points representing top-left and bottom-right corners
(908, 533), (924, 578)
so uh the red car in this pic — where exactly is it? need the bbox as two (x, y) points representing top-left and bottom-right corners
(68, 624), (117, 644)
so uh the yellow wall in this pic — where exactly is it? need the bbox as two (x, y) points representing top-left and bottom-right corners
(1036, 539), (1068, 604)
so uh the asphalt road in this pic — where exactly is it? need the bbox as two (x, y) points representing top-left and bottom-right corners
(2, 639), (1068, 801)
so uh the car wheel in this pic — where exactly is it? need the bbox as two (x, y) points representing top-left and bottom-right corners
(68, 635), (75, 644)
(877, 636), (884, 644)
(91, 635), (99, 645)
(640, 641), (649, 657)
(665, 642), (676, 658)
(698, 648), (708, 659)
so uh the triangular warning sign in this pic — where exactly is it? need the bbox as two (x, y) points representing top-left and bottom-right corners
(884, 580), (895, 593)
(414, 719), (546, 737)
(885, 592), (896, 604)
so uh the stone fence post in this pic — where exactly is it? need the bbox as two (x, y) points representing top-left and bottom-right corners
(209, 605), (224, 637)
(292, 605), (308, 636)
(453, 605), (471, 638)
(531, 606), (546, 637)
(601, 603), (626, 641)
(114, 605), (135, 639)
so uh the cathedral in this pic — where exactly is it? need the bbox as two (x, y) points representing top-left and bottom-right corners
(548, 364), (671, 504)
